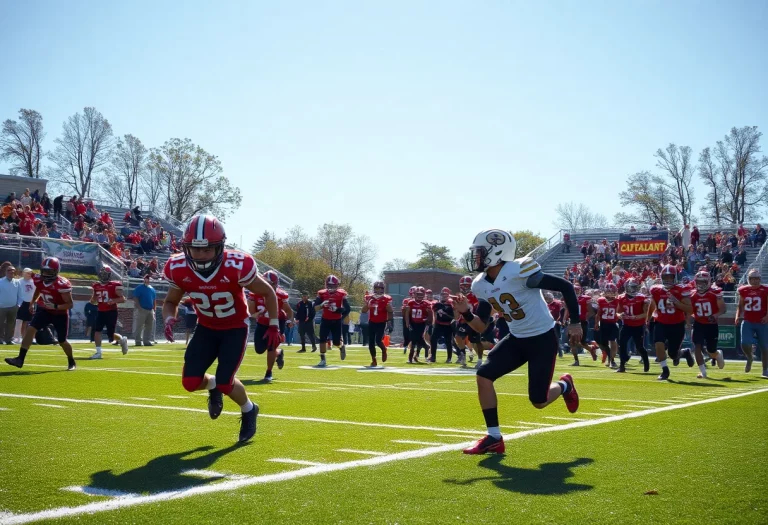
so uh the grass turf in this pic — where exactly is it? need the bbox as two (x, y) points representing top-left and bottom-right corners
(0, 343), (766, 524)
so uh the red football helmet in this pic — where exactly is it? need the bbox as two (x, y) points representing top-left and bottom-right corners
(459, 276), (472, 294)
(99, 265), (112, 283)
(373, 280), (385, 296)
(425, 289), (433, 300)
(182, 215), (226, 274)
(326, 275), (340, 293)
(695, 271), (711, 294)
(661, 265), (677, 289)
(440, 287), (451, 301)
(41, 257), (60, 284)
(414, 286), (425, 301)
(624, 279), (639, 297)
(264, 270), (279, 288)
(408, 286), (416, 297)
(604, 283), (618, 299)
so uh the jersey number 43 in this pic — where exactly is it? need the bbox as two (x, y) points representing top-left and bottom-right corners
(488, 293), (526, 322)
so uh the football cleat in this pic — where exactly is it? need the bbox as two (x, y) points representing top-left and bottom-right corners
(474, 359), (483, 370)
(276, 349), (284, 370)
(560, 374), (579, 413)
(317, 358), (327, 368)
(88, 352), (102, 360)
(238, 404), (259, 443)
(462, 435), (505, 455)
(616, 365), (626, 373)
(642, 358), (650, 373)
(672, 354), (681, 367)
(208, 388), (224, 419)
(339, 345), (346, 361)
(715, 350), (724, 369)
(5, 357), (23, 368)
(697, 372), (707, 379)
(67, 360), (76, 371)
(745, 360), (752, 373)
(370, 358), (377, 367)
(683, 349), (694, 367)
(297, 348), (306, 353)
(263, 371), (273, 383)
(381, 348), (387, 363)
(120, 336), (129, 355)
(569, 361), (580, 366)
(761, 369), (768, 379)
(658, 367), (670, 381)
(588, 343), (598, 360)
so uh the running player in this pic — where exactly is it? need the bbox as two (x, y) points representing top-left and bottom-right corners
(616, 278), (650, 373)
(454, 275), (480, 367)
(88, 265), (129, 359)
(569, 284), (597, 366)
(362, 281), (394, 367)
(735, 269), (768, 376)
(162, 215), (280, 443)
(5, 257), (76, 371)
(544, 292), (565, 358)
(690, 271), (725, 378)
(405, 286), (433, 363)
(247, 270), (293, 382)
(459, 229), (582, 455)
(401, 286), (415, 354)
(595, 283), (620, 369)
(314, 275), (350, 367)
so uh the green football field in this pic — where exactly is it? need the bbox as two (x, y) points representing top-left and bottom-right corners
(1, 343), (766, 524)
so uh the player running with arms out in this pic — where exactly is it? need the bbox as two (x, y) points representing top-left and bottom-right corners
(88, 265), (130, 359)
(690, 271), (725, 379)
(595, 283), (620, 369)
(162, 215), (281, 443)
(568, 284), (597, 366)
(247, 270), (293, 383)
(405, 286), (433, 363)
(646, 265), (694, 381)
(735, 269), (768, 377)
(314, 275), (351, 368)
(616, 279), (650, 373)
(5, 257), (76, 371)
(458, 229), (583, 455)
(361, 281), (394, 367)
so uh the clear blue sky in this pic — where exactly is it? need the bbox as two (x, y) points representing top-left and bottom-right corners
(1, 1), (766, 273)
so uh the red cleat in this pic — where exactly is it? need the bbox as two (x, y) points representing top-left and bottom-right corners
(382, 348), (387, 363)
(560, 374), (579, 413)
(462, 435), (505, 455)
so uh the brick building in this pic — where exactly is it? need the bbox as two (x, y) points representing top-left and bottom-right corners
(383, 269), (467, 315)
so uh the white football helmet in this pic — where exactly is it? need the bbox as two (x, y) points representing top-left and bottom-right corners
(470, 229), (517, 272)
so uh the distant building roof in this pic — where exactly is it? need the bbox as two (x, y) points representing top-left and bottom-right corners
(383, 268), (465, 276)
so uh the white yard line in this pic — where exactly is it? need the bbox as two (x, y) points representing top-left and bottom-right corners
(180, 470), (226, 479)
(129, 397), (155, 401)
(623, 404), (661, 409)
(392, 440), (449, 446)
(0, 407), (11, 411)
(578, 412), (617, 417)
(33, 404), (66, 409)
(267, 458), (325, 467)
(542, 416), (589, 422)
(336, 449), (388, 456)
(516, 421), (555, 427)
(164, 395), (189, 399)
(61, 486), (138, 498)
(2, 388), (764, 525)
(0, 393), (485, 435)
(599, 408), (634, 412)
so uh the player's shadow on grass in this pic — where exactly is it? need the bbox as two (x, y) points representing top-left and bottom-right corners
(86, 444), (242, 494)
(445, 456), (594, 495)
(0, 369), (62, 377)
(666, 379), (727, 387)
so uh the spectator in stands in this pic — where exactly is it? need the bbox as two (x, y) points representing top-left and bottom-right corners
(52, 195), (63, 220)
(65, 197), (76, 221)
(754, 224), (766, 247)
(686, 245), (698, 275)
(562, 232), (571, 253)
(132, 275), (157, 347)
(100, 211), (113, 226)
(0, 266), (21, 344)
(47, 222), (62, 239)
(31, 189), (40, 202)
(39, 192), (50, 213)
(18, 213), (35, 236)
(4, 192), (16, 205)
(131, 205), (143, 225)
(690, 225), (700, 247)
(20, 189), (31, 207)
(120, 222), (132, 237)
(650, 223), (658, 231)
(705, 233), (716, 253)
(127, 261), (141, 278)
(146, 257), (160, 278)
(73, 216), (85, 235)
(728, 232), (738, 249)
(720, 246), (733, 265)
(629, 225), (637, 232)
(31, 200), (45, 217)
(139, 233), (155, 254)
(95, 230), (109, 247)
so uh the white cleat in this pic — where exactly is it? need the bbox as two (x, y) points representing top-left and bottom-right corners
(120, 336), (129, 355)
(715, 350), (724, 369)
(89, 353), (102, 360)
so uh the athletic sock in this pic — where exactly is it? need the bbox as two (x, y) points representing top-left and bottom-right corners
(19, 347), (28, 361)
(482, 407), (499, 429)
(659, 359), (668, 369)
(95, 346), (102, 354)
(557, 380), (570, 395)
(486, 426), (502, 439)
(698, 364), (707, 376)
(240, 400), (254, 413)
(206, 377), (217, 390)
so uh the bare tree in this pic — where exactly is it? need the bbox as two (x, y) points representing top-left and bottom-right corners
(140, 160), (164, 213)
(0, 109), (45, 178)
(381, 258), (411, 273)
(615, 171), (678, 228)
(314, 223), (376, 290)
(655, 143), (695, 225)
(698, 147), (725, 224)
(553, 201), (610, 231)
(104, 134), (146, 208)
(148, 138), (241, 222)
(47, 107), (114, 197)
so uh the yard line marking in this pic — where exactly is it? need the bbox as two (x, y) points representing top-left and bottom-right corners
(267, 458), (324, 467)
(129, 397), (155, 401)
(164, 395), (189, 399)
(33, 404), (67, 409)
(577, 412), (616, 417)
(599, 408), (634, 412)
(319, 387), (350, 391)
(13, 363), (689, 404)
(267, 390), (292, 394)
(180, 470), (226, 479)
(623, 404), (661, 409)
(336, 449), (388, 456)
(61, 486), (139, 498)
(0, 407), (10, 411)
(516, 421), (555, 427)
(543, 416), (589, 422)
(4, 388), (764, 525)
(434, 433), (493, 438)
(292, 389), (321, 392)
(392, 440), (448, 446)
(0, 393), (485, 435)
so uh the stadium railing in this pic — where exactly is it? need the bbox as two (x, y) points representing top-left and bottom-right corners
(738, 240), (767, 285)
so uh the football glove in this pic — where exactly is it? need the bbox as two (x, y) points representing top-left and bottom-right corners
(164, 317), (178, 342)
(386, 320), (393, 334)
(265, 325), (281, 351)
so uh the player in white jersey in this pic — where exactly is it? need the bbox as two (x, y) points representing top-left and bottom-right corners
(455, 229), (583, 455)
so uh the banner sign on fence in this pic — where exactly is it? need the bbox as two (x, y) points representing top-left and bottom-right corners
(618, 231), (669, 259)
(41, 239), (100, 267)
(717, 325), (736, 348)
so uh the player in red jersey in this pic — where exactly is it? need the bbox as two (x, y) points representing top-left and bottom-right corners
(595, 283), (620, 369)
(423, 289), (435, 349)
(88, 265), (129, 359)
(247, 270), (293, 382)
(361, 281), (394, 367)
(617, 279), (649, 373)
(314, 275), (351, 367)
(401, 286), (416, 354)
(544, 292), (565, 358)
(735, 269), (768, 376)
(646, 265), (694, 381)
(568, 284), (597, 366)
(405, 286), (434, 363)
(5, 257), (76, 370)
(454, 275), (481, 367)
(161, 215), (280, 443)
(690, 271), (725, 378)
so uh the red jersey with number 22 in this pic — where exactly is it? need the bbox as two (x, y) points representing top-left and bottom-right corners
(163, 250), (257, 330)
(366, 294), (392, 323)
(650, 284), (691, 325)
(738, 285), (768, 324)
(34, 275), (72, 315)
(93, 281), (123, 312)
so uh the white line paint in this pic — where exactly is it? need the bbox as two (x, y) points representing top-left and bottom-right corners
(0, 407), (11, 411)
(33, 404), (67, 409)
(599, 408), (634, 412)
(336, 449), (388, 456)
(61, 486), (139, 498)
(0, 393), (485, 435)
(129, 397), (155, 401)
(434, 433), (496, 438)
(267, 458), (324, 467)
(292, 389), (321, 392)
(516, 421), (555, 427)
(180, 470), (227, 479)
(392, 440), (448, 446)
(3, 388), (764, 525)
(578, 412), (617, 417)
(623, 404), (660, 409)
(542, 416), (588, 422)
(267, 390), (292, 394)
(164, 395), (189, 399)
